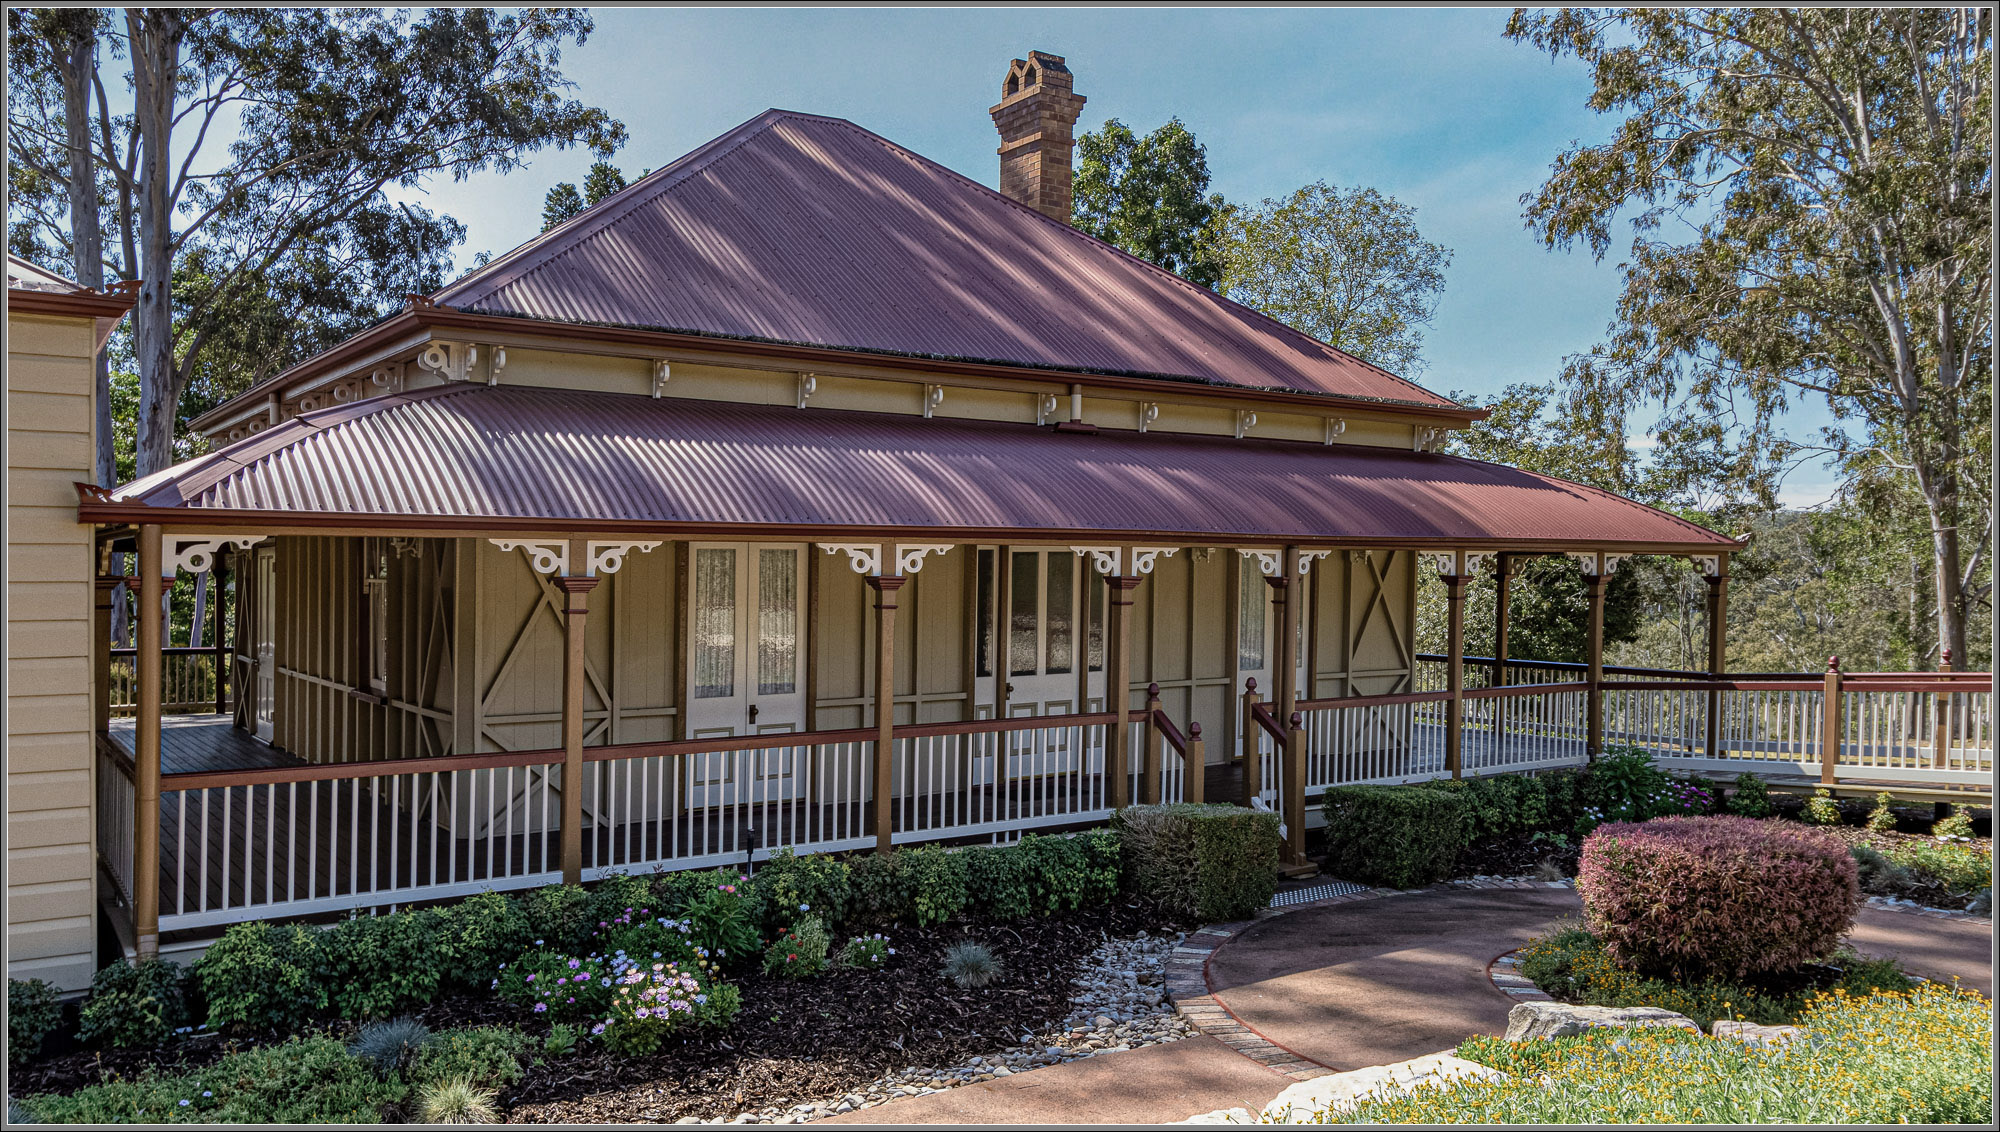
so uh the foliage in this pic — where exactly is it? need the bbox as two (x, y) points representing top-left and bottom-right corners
(1578, 816), (1858, 979)
(1392, 984), (1994, 1126)
(838, 934), (894, 971)
(941, 942), (1004, 989)
(676, 873), (763, 968)
(1318, 786), (1471, 889)
(1431, 769), (1585, 843)
(960, 844), (1035, 920)
(1207, 180), (1452, 376)
(1072, 118), (1227, 288)
(1506, 8), (1993, 664)
(1933, 804), (1977, 841)
(762, 915), (831, 979)
(1803, 788), (1845, 826)
(1517, 922), (1911, 1029)
(404, 1026), (531, 1093)
(518, 884), (592, 953)
(1866, 792), (1899, 833)
(495, 947), (620, 1024)
(76, 959), (191, 1049)
(848, 846), (969, 928)
(1882, 838), (1992, 895)
(601, 964), (736, 1055)
(20, 1036), (404, 1124)
(347, 1017), (433, 1076)
(541, 160), (630, 231)
(414, 1076), (500, 1125)
(8, 977), (62, 1065)
(7, 7), (627, 476)
(196, 921), (330, 1032)
(1850, 844), (1913, 891)
(542, 1024), (581, 1059)
(756, 847), (852, 934)
(1115, 803), (1280, 917)
(1579, 748), (1715, 831)
(1726, 773), (1774, 819)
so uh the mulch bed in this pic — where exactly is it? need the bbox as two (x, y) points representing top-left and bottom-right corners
(12, 899), (1181, 1123)
(1452, 832), (1579, 880)
(505, 899), (1179, 1123)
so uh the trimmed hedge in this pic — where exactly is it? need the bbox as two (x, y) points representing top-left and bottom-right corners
(1321, 784), (1472, 888)
(1114, 803), (1279, 920)
(1578, 814), (1859, 979)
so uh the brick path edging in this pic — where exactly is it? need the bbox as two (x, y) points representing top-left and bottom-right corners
(1164, 877), (1576, 1081)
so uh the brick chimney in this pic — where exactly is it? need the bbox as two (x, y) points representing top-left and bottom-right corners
(989, 51), (1087, 222)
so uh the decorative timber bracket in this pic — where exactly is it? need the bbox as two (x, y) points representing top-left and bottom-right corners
(1562, 550), (1634, 576)
(820, 543), (954, 576)
(1239, 549), (1283, 577)
(1072, 546), (1181, 576)
(1689, 554), (1722, 577)
(490, 539), (661, 576)
(165, 535), (268, 575)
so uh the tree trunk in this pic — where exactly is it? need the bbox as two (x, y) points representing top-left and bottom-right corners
(128, 9), (186, 478)
(55, 19), (116, 487)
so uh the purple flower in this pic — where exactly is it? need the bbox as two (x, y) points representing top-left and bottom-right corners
(534, 1003), (548, 1013)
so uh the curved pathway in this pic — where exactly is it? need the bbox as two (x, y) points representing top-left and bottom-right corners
(820, 885), (1990, 1124)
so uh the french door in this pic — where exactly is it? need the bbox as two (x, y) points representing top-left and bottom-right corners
(972, 549), (1105, 780)
(684, 544), (807, 804)
(252, 547), (277, 742)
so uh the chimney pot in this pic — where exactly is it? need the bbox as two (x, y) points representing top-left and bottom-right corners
(990, 50), (1086, 223)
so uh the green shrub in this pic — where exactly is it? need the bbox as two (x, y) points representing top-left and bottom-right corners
(960, 844), (1034, 920)
(1579, 815), (1859, 979)
(1803, 787), (1844, 825)
(322, 911), (447, 1020)
(1851, 843), (1913, 891)
(78, 959), (190, 1049)
(405, 1026), (532, 1093)
(581, 873), (663, 936)
(429, 892), (531, 987)
(22, 1036), (404, 1124)
(495, 947), (619, 1023)
(1726, 772), (1774, 818)
(1115, 802), (1280, 918)
(1883, 838), (1992, 895)
(8, 977), (62, 1064)
(756, 848), (851, 932)
(762, 914), (831, 978)
(847, 846), (968, 928)
(1933, 804), (1977, 841)
(196, 921), (330, 1032)
(1866, 792), (1898, 833)
(518, 883), (591, 951)
(1319, 786), (1470, 888)
(1395, 984), (1991, 1126)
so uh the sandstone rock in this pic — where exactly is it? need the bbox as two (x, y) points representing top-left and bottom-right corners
(1257, 1052), (1502, 1123)
(1505, 1001), (1699, 1041)
(1711, 1019), (1804, 1048)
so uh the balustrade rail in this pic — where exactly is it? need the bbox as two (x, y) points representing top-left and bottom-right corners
(116, 663), (1988, 935)
(110, 647), (227, 715)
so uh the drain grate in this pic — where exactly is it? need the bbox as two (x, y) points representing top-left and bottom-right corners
(1269, 878), (1369, 907)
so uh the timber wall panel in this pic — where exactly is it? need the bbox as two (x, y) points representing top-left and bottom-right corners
(6, 311), (100, 990)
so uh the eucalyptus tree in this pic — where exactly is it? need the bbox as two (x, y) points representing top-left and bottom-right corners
(7, 7), (626, 476)
(1073, 118), (1227, 288)
(1208, 181), (1452, 377)
(1507, 7), (1991, 663)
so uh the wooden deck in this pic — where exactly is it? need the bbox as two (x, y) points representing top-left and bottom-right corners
(109, 714), (301, 774)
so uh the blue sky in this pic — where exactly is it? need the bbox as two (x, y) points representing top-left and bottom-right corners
(403, 7), (1839, 505)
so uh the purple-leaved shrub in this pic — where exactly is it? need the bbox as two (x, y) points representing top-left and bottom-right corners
(1577, 815), (1858, 980)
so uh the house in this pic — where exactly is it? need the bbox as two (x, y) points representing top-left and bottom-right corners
(35, 53), (1981, 975)
(6, 256), (134, 988)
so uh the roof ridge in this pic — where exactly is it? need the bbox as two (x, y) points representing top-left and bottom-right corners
(807, 115), (1457, 408)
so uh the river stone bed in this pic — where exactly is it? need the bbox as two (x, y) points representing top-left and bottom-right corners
(719, 930), (1194, 1124)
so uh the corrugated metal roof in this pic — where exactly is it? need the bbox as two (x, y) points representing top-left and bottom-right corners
(113, 385), (1735, 549)
(431, 110), (1458, 408)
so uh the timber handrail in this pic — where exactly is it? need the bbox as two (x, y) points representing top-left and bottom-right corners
(110, 646), (223, 657)
(1249, 699), (1289, 741)
(1462, 681), (1590, 700)
(1151, 707), (1190, 754)
(902, 710), (1123, 739)
(1297, 689), (1450, 711)
(160, 748), (564, 791)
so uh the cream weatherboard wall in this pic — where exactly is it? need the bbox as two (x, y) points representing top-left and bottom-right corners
(6, 310), (101, 991)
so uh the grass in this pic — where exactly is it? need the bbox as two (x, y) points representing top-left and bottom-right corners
(1306, 984), (1991, 1124)
(1514, 922), (1912, 1029)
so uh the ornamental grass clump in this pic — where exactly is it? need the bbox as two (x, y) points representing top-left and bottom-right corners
(941, 942), (1003, 988)
(1577, 815), (1857, 980)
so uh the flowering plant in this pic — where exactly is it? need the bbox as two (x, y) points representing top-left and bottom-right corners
(495, 913), (716, 1025)
(838, 933), (894, 971)
(760, 915), (830, 978)
(679, 875), (762, 969)
(599, 962), (740, 1054)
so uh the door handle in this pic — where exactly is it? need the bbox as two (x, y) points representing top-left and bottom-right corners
(1004, 683), (1014, 696)
(747, 703), (759, 722)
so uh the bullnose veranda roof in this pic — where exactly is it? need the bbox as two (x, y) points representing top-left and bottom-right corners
(424, 110), (1459, 408)
(105, 384), (1736, 551)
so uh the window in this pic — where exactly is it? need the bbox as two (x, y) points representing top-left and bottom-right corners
(1009, 551), (1039, 676)
(362, 539), (390, 694)
(1238, 564), (1266, 671)
(1086, 568), (1104, 672)
(693, 548), (737, 699)
(975, 549), (995, 677)
(1045, 553), (1074, 675)
(756, 549), (797, 695)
